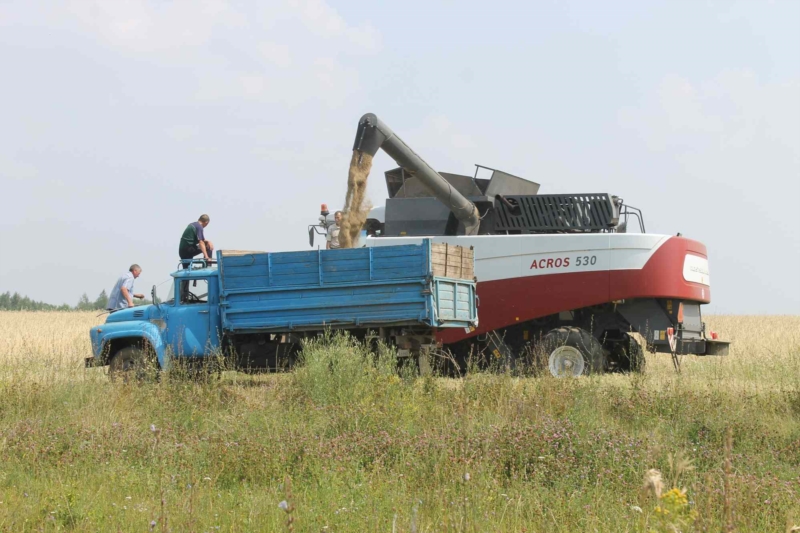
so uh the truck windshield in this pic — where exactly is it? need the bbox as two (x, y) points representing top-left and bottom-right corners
(180, 279), (208, 305)
(156, 279), (174, 305)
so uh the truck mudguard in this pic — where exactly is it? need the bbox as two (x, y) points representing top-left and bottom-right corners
(90, 321), (169, 369)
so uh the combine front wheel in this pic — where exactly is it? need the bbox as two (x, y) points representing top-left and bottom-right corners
(541, 327), (605, 377)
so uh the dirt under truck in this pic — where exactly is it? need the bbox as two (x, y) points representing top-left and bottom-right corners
(311, 113), (730, 376)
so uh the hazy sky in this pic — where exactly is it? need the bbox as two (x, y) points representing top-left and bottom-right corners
(1, 0), (798, 314)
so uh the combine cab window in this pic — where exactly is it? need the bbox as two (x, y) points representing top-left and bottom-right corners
(180, 279), (208, 305)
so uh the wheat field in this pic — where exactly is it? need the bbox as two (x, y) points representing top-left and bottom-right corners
(1, 312), (797, 388)
(0, 311), (798, 532)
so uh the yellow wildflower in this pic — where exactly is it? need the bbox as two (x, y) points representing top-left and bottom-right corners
(660, 487), (689, 507)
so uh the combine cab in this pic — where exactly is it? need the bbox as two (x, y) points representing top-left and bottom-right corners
(314, 113), (730, 376)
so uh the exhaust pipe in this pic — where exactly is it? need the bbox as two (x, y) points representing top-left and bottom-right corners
(353, 113), (481, 235)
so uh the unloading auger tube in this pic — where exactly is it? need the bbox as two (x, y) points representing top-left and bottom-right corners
(353, 113), (481, 235)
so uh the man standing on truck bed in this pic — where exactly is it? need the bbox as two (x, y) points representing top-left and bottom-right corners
(106, 264), (144, 310)
(179, 214), (214, 264)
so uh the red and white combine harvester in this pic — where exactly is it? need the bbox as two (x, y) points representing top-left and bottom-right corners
(313, 114), (729, 376)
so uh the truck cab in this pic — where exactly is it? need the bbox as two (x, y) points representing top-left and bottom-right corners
(89, 261), (221, 373)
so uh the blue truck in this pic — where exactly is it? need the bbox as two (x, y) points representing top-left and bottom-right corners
(88, 241), (477, 379)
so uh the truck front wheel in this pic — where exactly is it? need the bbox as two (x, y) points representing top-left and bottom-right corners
(108, 346), (159, 383)
(541, 327), (605, 377)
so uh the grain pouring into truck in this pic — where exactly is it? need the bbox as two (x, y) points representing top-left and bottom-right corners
(339, 151), (373, 248)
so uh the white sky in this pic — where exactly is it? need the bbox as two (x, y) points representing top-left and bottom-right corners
(0, 0), (798, 314)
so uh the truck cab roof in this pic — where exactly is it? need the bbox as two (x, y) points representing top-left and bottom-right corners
(170, 264), (218, 279)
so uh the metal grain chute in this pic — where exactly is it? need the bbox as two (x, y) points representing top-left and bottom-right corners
(353, 113), (482, 235)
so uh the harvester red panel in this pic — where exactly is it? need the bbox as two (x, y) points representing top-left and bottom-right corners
(366, 234), (712, 344)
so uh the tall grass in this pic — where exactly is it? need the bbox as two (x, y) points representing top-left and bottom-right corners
(293, 332), (401, 406)
(0, 312), (798, 531)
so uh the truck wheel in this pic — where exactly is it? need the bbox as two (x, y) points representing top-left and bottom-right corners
(541, 327), (605, 377)
(108, 346), (158, 383)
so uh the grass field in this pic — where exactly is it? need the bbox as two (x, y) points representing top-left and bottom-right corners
(0, 312), (798, 532)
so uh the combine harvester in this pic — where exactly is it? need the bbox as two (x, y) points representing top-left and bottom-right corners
(312, 113), (729, 376)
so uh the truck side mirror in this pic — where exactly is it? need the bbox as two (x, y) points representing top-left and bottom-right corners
(308, 227), (315, 248)
(152, 285), (160, 308)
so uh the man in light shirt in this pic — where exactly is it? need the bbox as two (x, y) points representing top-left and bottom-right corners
(106, 264), (144, 310)
(326, 211), (343, 249)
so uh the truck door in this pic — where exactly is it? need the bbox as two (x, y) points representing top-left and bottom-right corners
(167, 278), (211, 357)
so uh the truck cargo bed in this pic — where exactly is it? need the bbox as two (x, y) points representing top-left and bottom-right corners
(217, 241), (477, 334)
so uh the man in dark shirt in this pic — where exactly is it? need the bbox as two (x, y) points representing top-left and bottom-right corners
(179, 214), (214, 264)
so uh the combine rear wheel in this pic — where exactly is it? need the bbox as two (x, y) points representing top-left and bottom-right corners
(541, 327), (605, 377)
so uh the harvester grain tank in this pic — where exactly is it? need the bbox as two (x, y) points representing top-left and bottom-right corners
(334, 112), (729, 375)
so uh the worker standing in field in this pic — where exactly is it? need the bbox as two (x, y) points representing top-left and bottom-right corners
(179, 214), (214, 265)
(106, 264), (144, 311)
(326, 211), (343, 249)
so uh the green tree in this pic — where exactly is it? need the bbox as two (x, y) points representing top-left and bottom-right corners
(0, 291), (65, 311)
(76, 293), (92, 311)
(93, 290), (108, 310)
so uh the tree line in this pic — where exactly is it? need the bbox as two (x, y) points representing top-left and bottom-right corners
(0, 291), (151, 311)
